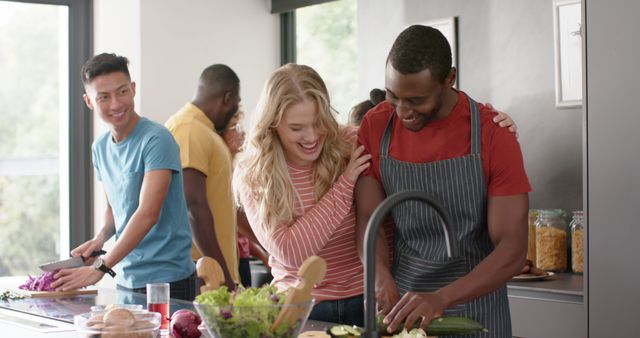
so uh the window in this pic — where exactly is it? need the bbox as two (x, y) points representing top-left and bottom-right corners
(0, 0), (92, 276)
(277, 0), (358, 123)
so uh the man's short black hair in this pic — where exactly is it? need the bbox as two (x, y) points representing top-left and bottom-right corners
(82, 53), (131, 86)
(387, 25), (452, 82)
(200, 64), (240, 93)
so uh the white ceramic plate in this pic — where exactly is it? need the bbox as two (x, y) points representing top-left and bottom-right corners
(511, 271), (555, 282)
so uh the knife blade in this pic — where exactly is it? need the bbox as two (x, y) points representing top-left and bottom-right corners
(39, 250), (106, 272)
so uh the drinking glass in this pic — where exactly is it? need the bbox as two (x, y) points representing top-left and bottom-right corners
(146, 282), (170, 330)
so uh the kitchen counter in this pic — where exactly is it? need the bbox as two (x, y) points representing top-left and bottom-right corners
(0, 279), (193, 337)
(507, 272), (583, 303)
(0, 276), (335, 337)
(0, 308), (333, 338)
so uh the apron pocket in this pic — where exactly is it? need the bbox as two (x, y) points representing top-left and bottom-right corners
(394, 250), (468, 315)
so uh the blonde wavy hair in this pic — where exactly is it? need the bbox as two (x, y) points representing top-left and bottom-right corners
(234, 64), (351, 235)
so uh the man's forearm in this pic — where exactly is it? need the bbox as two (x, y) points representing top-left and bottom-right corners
(187, 202), (234, 284)
(437, 194), (529, 309)
(354, 176), (390, 268)
(437, 239), (525, 308)
(96, 222), (115, 243)
(102, 207), (160, 269)
(356, 217), (392, 271)
(96, 208), (116, 243)
(100, 169), (178, 271)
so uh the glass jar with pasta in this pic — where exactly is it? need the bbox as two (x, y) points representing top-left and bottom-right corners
(570, 210), (585, 273)
(535, 209), (567, 272)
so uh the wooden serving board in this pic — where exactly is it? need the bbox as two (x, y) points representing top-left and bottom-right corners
(21, 288), (97, 298)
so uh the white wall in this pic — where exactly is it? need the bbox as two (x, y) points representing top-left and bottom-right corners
(90, 1), (279, 288)
(93, 0), (278, 126)
(138, 0), (279, 124)
(93, 0), (142, 113)
(356, 0), (404, 98)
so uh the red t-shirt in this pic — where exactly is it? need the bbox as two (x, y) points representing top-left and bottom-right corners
(358, 91), (531, 197)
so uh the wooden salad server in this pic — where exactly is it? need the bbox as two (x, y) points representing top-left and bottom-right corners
(196, 256), (226, 293)
(270, 255), (327, 332)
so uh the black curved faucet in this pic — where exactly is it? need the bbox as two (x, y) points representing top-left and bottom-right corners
(362, 190), (458, 337)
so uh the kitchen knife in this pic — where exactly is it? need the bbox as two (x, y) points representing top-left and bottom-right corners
(39, 250), (106, 272)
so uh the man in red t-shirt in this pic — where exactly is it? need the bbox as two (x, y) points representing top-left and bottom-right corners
(355, 25), (531, 337)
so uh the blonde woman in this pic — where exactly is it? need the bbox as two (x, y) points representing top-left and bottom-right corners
(233, 64), (371, 325)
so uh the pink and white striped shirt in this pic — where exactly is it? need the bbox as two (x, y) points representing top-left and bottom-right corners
(237, 162), (364, 302)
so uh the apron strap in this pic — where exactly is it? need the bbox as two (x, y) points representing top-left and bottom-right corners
(380, 112), (395, 157)
(467, 96), (482, 155)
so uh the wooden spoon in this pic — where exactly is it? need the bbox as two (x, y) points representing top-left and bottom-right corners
(196, 256), (225, 293)
(270, 255), (327, 332)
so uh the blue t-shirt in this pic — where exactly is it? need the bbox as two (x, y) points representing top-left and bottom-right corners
(92, 116), (195, 288)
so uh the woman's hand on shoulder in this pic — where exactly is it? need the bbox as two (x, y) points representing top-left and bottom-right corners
(343, 145), (371, 184)
(487, 103), (519, 138)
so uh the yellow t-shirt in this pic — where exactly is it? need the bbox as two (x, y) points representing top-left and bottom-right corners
(165, 103), (239, 282)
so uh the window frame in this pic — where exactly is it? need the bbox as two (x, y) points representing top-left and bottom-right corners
(279, 11), (296, 65)
(3, 0), (94, 253)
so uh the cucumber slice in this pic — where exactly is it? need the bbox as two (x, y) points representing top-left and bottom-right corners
(328, 325), (350, 337)
(344, 325), (362, 336)
(328, 325), (362, 337)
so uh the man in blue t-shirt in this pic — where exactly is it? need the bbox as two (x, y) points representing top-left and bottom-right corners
(51, 53), (196, 300)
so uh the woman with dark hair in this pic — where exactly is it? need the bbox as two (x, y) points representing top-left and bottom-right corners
(349, 88), (386, 126)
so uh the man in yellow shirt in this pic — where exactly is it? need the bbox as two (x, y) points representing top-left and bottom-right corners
(165, 64), (241, 288)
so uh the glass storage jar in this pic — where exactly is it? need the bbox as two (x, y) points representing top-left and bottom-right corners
(527, 210), (538, 263)
(570, 211), (585, 273)
(535, 209), (567, 272)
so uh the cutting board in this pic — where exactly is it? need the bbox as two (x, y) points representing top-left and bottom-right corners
(21, 288), (97, 298)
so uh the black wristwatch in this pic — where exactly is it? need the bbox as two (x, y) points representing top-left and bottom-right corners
(93, 257), (116, 278)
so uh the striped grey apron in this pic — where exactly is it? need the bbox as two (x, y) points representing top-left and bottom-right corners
(380, 96), (511, 337)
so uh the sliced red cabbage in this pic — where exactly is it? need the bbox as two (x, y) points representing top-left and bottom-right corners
(19, 270), (59, 291)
